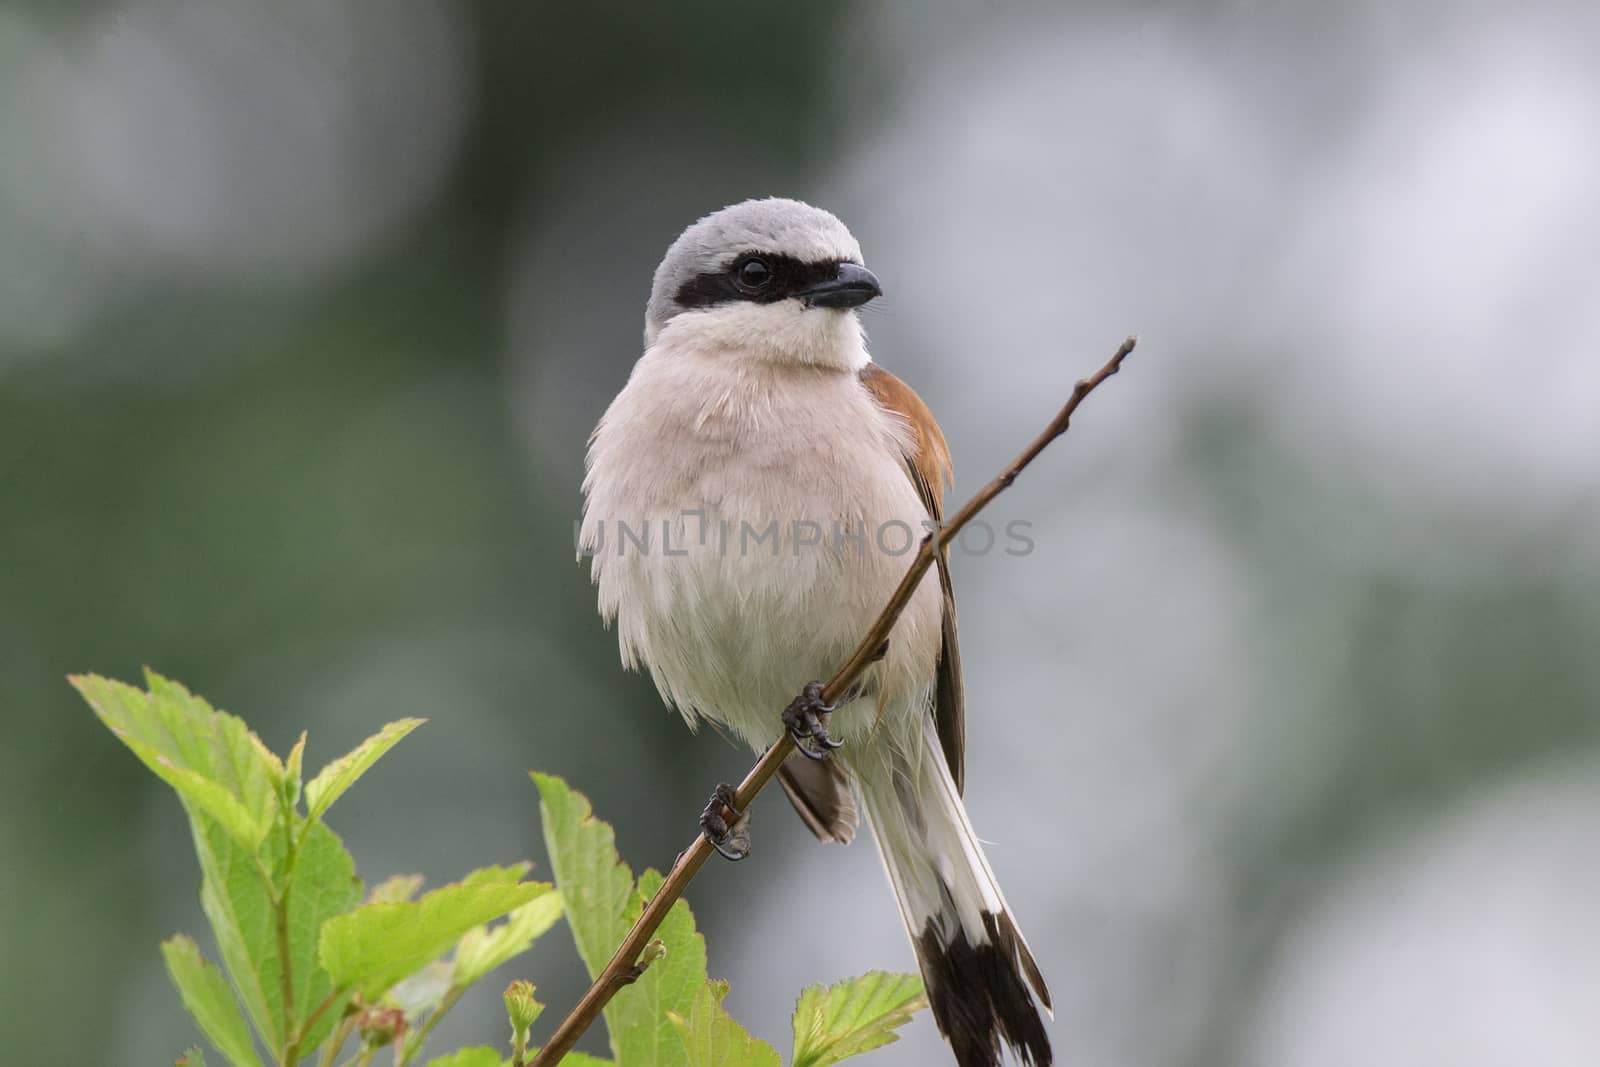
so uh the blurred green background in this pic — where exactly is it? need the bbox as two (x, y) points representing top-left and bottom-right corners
(4, 2), (1599, 1065)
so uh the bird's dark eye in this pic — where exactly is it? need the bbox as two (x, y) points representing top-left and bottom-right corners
(734, 257), (773, 292)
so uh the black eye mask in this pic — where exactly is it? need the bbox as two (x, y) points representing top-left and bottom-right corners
(674, 253), (851, 308)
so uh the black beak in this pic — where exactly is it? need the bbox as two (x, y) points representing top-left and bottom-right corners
(800, 262), (882, 309)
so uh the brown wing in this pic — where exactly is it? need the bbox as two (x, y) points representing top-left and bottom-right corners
(859, 362), (966, 794)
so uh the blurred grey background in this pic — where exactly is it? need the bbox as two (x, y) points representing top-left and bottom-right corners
(4, 1), (1599, 1064)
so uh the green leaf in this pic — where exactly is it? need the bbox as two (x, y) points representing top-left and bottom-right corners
(424, 1049), (504, 1067)
(161, 935), (264, 1067)
(526, 1052), (614, 1067)
(367, 874), (426, 905)
(74, 672), (278, 851)
(285, 820), (364, 1048)
(303, 718), (425, 821)
(790, 971), (928, 1067)
(448, 865), (556, 990)
(192, 817), (360, 1057)
(320, 880), (550, 997)
(533, 773), (705, 1067)
(532, 773), (635, 980)
(155, 760), (268, 854)
(612, 870), (706, 1067)
(460, 862), (533, 887)
(193, 818), (279, 1053)
(668, 980), (781, 1067)
(419, 1047), (614, 1067)
(177, 1048), (207, 1067)
(452, 891), (564, 989)
(75, 675), (369, 1056)
(422, 1043), (620, 1067)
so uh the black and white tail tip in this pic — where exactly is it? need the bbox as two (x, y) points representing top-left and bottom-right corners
(917, 909), (1052, 1067)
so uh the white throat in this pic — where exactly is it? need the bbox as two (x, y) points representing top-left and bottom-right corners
(650, 301), (870, 372)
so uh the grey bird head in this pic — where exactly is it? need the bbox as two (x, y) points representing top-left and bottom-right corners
(643, 198), (882, 348)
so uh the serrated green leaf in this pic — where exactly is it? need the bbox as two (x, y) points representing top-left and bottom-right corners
(142, 750), (267, 853)
(424, 1049), (504, 1067)
(77, 675), (366, 1057)
(320, 880), (550, 997)
(424, 1050), (610, 1067)
(146, 670), (284, 799)
(367, 874), (426, 905)
(286, 820), (363, 1048)
(532, 773), (634, 980)
(668, 980), (781, 1067)
(192, 816), (360, 1057)
(459, 862), (534, 887)
(612, 869), (706, 1067)
(452, 890), (564, 989)
(193, 818), (278, 1053)
(790, 971), (927, 1067)
(74, 672), (277, 851)
(303, 718), (425, 821)
(426, 1046), (610, 1067)
(161, 935), (264, 1067)
(533, 773), (705, 1067)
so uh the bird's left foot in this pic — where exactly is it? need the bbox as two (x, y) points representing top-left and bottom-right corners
(700, 783), (751, 861)
(783, 681), (843, 761)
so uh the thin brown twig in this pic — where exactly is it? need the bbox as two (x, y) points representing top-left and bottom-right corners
(529, 335), (1138, 1066)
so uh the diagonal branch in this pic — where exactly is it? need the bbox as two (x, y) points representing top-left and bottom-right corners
(529, 335), (1138, 1066)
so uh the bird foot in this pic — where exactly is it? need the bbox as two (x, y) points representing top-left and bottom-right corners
(700, 783), (751, 861)
(782, 681), (843, 761)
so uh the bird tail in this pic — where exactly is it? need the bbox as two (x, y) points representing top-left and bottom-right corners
(859, 718), (1053, 1067)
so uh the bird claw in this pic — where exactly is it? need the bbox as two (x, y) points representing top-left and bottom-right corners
(782, 681), (842, 761)
(700, 783), (750, 861)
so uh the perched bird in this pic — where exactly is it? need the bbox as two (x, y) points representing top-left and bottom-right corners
(579, 198), (1051, 1067)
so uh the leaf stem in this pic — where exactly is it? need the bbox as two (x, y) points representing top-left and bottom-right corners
(527, 336), (1138, 1066)
(298, 986), (351, 1050)
(275, 816), (306, 1063)
(275, 892), (298, 1064)
(395, 986), (464, 1067)
(317, 1014), (356, 1067)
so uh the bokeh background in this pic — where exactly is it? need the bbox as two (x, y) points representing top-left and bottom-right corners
(5, 1), (1599, 1064)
